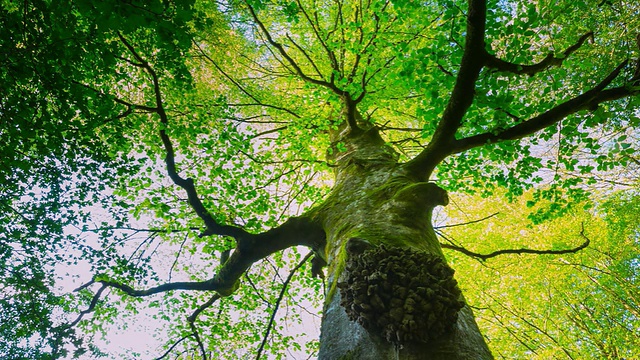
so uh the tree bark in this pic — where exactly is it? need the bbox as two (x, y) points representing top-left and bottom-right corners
(314, 127), (493, 359)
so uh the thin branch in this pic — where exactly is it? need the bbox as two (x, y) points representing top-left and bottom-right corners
(245, 272), (271, 306)
(114, 54), (146, 68)
(378, 125), (422, 132)
(184, 295), (224, 360)
(437, 62), (455, 77)
(168, 232), (190, 281)
(245, 2), (334, 89)
(488, 291), (576, 359)
(440, 224), (591, 261)
(194, 42), (301, 118)
(331, 0), (346, 72)
(244, 0), (364, 135)
(250, 126), (289, 139)
(274, 170), (319, 224)
(238, 149), (334, 167)
(483, 315), (539, 355)
(485, 32), (594, 76)
(188, 320), (208, 360)
(295, 0), (339, 71)
(154, 333), (194, 360)
(255, 252), (313, 360)
(194, 42), (259, 101)
(68, 283), (108, 328)
(365, 18), (431, 87)
(71, 80), (157, 113)
(82, 226), (198, 234)
(285, 33), (324, 79)
(126, 232), (159, 263)
(435, 212), (499, 229)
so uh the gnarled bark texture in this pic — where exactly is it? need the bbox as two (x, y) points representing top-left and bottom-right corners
(312, 126), (493, 359)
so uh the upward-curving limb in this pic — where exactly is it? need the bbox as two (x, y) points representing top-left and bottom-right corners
(404, 0), (488, 179)
(439, 225), (591, 261)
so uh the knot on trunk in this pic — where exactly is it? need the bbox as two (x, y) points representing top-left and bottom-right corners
(338, 243), (464, 346)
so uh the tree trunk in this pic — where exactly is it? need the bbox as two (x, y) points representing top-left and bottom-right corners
(313, 127), (493, 359)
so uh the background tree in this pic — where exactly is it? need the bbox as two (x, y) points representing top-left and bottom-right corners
(1, 0), (639, 359)
(442, 190), (640, 359)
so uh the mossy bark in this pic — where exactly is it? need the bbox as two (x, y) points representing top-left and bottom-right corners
(312, 126), (493, 359)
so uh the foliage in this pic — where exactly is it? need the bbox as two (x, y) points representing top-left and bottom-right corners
(442, 190), (640, 359)
(1, 0), (199, 357)
(1, 0), (639, 358)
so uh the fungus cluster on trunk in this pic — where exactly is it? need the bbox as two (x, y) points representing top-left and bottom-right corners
(338, 242), (465, 346)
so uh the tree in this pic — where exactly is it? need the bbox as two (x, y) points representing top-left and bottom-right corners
(1, 0), (639, 358)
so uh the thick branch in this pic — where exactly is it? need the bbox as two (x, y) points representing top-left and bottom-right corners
(94, 216), (325, 297)
(440, 226), (591, 261)
(342, 94), (364, 135)
(218, 216), (325, 290)
(98, 278), (212, 296)
(84, 37), (329, 299)
(452, 61), (632, 153)
(431, 0), (487, 142)
(67, 283), (108, 327)
(485, 32), (594, 76)
(404, 0), (487, 179)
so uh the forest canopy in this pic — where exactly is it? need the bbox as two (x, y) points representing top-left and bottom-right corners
(1, 0), (639, 358)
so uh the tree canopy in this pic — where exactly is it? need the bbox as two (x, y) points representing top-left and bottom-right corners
(1, 0), (639, 358)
